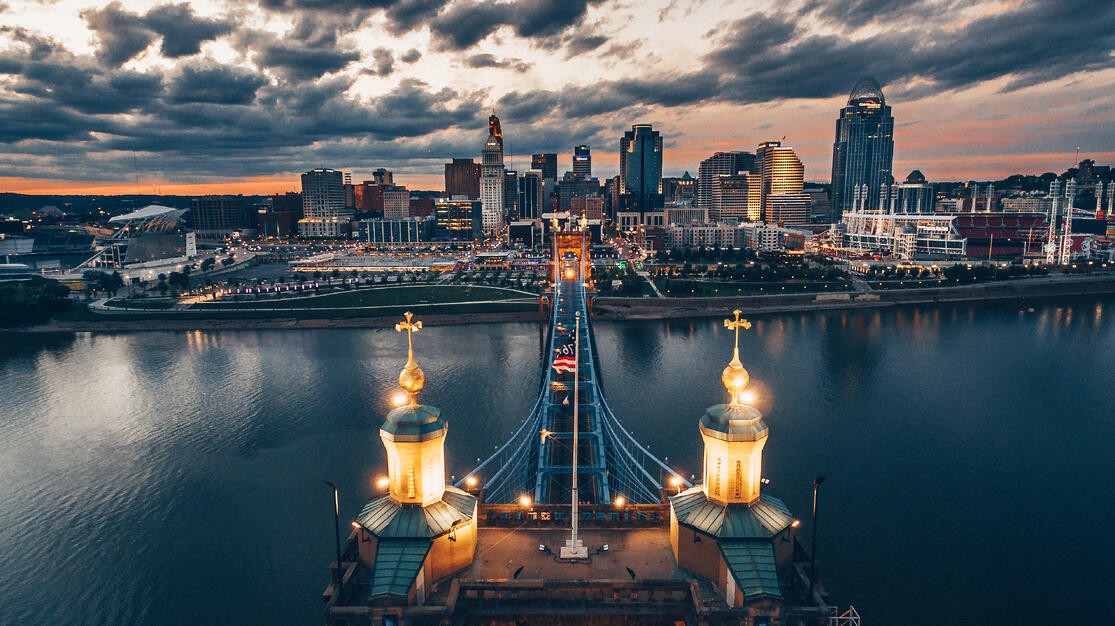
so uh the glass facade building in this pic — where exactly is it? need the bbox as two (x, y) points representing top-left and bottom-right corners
(619, 124), (663, 212)
(831, 77), (894, 215)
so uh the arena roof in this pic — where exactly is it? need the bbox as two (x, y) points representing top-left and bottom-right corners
(108, 205), (183, 224)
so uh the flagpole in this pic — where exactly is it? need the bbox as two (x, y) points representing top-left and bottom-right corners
(571, 309), (581, 551)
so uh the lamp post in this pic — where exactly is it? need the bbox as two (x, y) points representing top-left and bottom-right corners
(809, 475), (826, 601)
(323, 480), (343, 593)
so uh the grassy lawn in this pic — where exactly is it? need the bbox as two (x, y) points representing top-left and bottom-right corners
(192, 285), (536, 310)
(659, 280), (852, 297)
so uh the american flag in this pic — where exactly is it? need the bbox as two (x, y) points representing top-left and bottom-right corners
(551, 338), (577, 373)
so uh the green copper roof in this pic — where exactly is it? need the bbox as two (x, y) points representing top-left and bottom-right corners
(355, 486), (477, 539)
(370, 539), (430, 598)
(699, 404), (768, 442)
(671, 487), (793, 539)
(380, 404), (447, 442)
(719, 541), (782, 600)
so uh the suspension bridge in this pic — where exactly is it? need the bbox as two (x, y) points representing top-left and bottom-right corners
(459, 230), (688, 505)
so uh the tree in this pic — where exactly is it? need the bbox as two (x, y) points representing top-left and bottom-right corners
(221, 256), (235, 267)
(0, 276), (73, 327)
(200, 257), (215, 272)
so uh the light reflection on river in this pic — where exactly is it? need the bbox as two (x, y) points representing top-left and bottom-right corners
(1, 296), (1113, 625)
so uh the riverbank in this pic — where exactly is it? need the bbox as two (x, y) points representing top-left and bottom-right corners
(592, 273), (1115, 320)
(11, 273), (1115, 332)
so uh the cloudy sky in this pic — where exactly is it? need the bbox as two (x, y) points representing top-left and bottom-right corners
(1, 0), (1113, 195)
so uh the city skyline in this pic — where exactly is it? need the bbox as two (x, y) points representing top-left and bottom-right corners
(2, 0), (1115, 195)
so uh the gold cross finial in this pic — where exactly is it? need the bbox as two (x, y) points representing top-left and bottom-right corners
(395, 311), (423, 363)
(722, 310), (751, 405)
(724, 309), (751, 359)
(395, 312), (425, 407)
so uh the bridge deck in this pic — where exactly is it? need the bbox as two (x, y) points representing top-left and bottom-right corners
(462, 270), (687, 505)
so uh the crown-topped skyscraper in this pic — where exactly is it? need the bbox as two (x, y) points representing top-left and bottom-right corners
(350, 313), (478, 604)
(831, 77), (894, 215)
(670, 311), (799, 614)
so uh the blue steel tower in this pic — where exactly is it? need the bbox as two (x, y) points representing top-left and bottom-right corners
(831, 77), (894, 214)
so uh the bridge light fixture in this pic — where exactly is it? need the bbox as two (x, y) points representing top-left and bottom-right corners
(465, 475), (478, 488)
(375, 476), (390, 490)
(519, 494), (532, 507)
(614, 495), (626, 508)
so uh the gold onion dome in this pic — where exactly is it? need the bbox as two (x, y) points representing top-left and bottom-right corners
(395, 312), (425, 407)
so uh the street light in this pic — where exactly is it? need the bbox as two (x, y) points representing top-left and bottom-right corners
(323, 481), (343, 593)
(810, 475), (826, 600)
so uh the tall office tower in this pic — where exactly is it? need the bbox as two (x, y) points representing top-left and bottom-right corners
(709, 174), (756, 222)
(298, 168), (351, 237)
(383, 186), (410, 219)
(445, 158), (481, 199)
(190, 195), (251, 239)
(531, 153), (558, 180)
(698, 151), (755, 209)
(573, 145), (591, 178)
(480, 115), (505, 235)
(504, 170), (519, 219)
(619, 123), (664, 212)
(831, 76), (894, 215)
(519, 170), (543, 220)
(371, 168), (393, 185)
(753, 141), (810, 226)
(557, 172), (601, 213)
(532, 153), (559, 210)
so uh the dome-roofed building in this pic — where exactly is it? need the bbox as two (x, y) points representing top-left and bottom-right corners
(670, 311), (800, 617)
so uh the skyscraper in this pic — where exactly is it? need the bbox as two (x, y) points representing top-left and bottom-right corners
(698, 151), (755, 209)
(298, 168), (351, 238)
(831, 77), (894, 214)
(444, 158), (481, 199)
(753, 141), (810, 226)
(572, 145), (591, 178)
(619, 123), (663, 212)
(530, 153), (558, 180)
(519, 170), (543, 220)
(480, 115), (505, 235)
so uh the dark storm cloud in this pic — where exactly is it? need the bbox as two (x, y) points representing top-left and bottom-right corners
(707, 3), (1115, 104)
(465, 53), (531, 72)
(428, 0), (606, 50)
(167, 64), (267, 105)
(0, 32), (164, 117)
(81, 2), (234, 65)
(368, 48), (395, 76)
(143, 4), (235, 58)
(257, 45), (361, 80)
(563, 35), (608, 57)
(0, 101), (98, 143)
(258, 0), (450, 31)
(81, 2), (155, 65)
(400, 48), (422, 63)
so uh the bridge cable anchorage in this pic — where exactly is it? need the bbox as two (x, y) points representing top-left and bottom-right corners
(461, 258), (690, 505)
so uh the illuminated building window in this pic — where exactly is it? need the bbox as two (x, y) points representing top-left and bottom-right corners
(714, 458), (722, 496)
(407, 461), (416, 499)
(735, 461), (742, 499)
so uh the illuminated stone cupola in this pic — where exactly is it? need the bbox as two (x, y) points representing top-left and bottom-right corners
(700, 310), (769, 505)
(380, 311), (449, 507)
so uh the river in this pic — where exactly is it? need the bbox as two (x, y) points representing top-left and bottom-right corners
(2, 296), (1113, 625)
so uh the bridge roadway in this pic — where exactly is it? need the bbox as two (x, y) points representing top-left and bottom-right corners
(460, 275), (688, 505)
